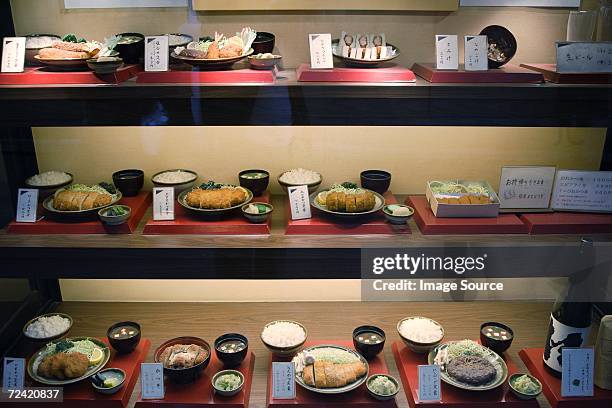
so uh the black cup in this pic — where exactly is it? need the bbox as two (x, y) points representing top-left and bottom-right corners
(112, 169), (144, 197)
(252, 32), (275, 54)
(115, 33), (144, 65)
(107, 321), (141, 354)
(214, 333), (248, 368)
(479, 25), (517, 69)
(480, 321), (514, 354)
(353, 325), (386, 360)
(239, 169), (269, 196)
(360, 170), (391, 194)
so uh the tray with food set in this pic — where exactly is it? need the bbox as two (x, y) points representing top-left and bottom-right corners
(393, 339), (537, 408)
(267, 341), (398, 408)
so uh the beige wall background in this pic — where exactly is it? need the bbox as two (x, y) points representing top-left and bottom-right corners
(11, 0), (574, 68)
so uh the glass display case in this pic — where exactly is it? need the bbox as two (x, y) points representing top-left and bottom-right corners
(0, 1), (611, 408)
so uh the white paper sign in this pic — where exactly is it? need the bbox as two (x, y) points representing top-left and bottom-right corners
(499, 166), (556, 210)
(464, 35), (488, 71)
(1, 37), (26, 73)
(141, 363), (164, 400)
(15, 189), (38, 223)
(309, 34), (333, 69)
(2, 358), (25, 391)
(153, 187), (174, 220)
(435, 35), (458, 70)
(145, 36), (169, 72)
(562, 348), (594, 397)
(552, 170), (612, 213)
(418, 365), (441, 401)
(556, 42), (612, 73)
(272, 362), (296, 399)
(288, 185), (311, 220)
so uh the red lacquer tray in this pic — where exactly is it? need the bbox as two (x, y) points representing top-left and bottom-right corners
(143, 192), (271, 235)
(19, 338), (150, 408)
(286, 191), (410, 235)
(520, 212), (612, 234)
(519, 348), (612, 408)
(135, 351), (255, 408)
(0, 65), (139, 85)
(267, 340), (398, 408)
(297, 63), (416, 83)
(411, 63), (543, 83)
(407, 196), (528, 235)
(137, 66), (275, 84)
(521, 63), (612, 84)
(7, 191), (150, 234)
(392, 341), (537, 408)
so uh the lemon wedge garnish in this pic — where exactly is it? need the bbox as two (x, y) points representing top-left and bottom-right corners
(89, 347), (104, 365)
(316, 191), (328, 205)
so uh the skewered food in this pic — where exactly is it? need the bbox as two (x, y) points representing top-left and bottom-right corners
(38, 352), (89, 380)
(316, 182), (376, 213)
(185, 183), (248, 209)
(53, 184), (115, 211)
(159, 344), (209, 369)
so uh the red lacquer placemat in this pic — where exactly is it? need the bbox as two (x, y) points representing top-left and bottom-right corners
(286, 191), (410, 235)
(7, 191), (150, 234)
(143, 191), (271, 235)
(519, 348), (612, 408)
(267, 340), (398, 408)
(407, 196), (528, 235)
(137, 66), (275, 84)
(411, 63), (544, 84)
(20, 338), (150, 408)
(520, 63), (612, 84)
(520, 212), (612, 234)
(0, 65), (139, 85)
(135, 351), (255, 408)
(392, 341), (536, 408)
(296, 63), (416, 83)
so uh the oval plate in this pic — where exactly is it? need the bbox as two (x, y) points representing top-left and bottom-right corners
(293, 344), (369, 395)
(33, 55), (89, 67)
(170, 48), (253, 69)
(178, 185), (253, 215)
(43, 190), (122, 219)
(332, 40), (400, 68)
(310, 189), (385, 218)
(428, 341), (508, 391)
(28, 337), (110, 386)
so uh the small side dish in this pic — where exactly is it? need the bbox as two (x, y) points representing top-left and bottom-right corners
(261, 320), (307, 356)
(383, 204), (414, 225)
(397, 316), (444, 353)
(24, 313), (72, 342)
(248, 53), (282, 69)
(242, 202), (273, 223)
(91, 368), (126, 395)
(99, 205), (131, 226)
(367, 374), (399, 401)
(213, 370), (245, 397)
(508, 373), (542, 400)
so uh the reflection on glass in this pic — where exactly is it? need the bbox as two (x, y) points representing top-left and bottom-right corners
(566, 10), (597, 41)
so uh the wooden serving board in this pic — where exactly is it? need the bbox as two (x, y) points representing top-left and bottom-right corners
(519, 347), (612, 408)
(297, 64), (416, 83)
(19, 339), (150, 408)
(407, 196), (528, 235)
(266, 340), (398, 408)
(137, 67), (275, 84)
(392, 341), (537, 408)
(411, 63), (544, 84)
(286, 191), (410, 235)
(7, 191), (150, 235)
(0, 65), (140, 85)
(520, 63), (612, 84)
(135, 351), (255, 408)
(520, 212), (612, 234)
(143, 191), (271, 235)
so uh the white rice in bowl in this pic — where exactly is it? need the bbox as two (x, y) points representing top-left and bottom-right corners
(262, 321), (306, 348)
(398, 317), (443, 344)
(26, 171), (71, 187)
(25, 315), (71, 339)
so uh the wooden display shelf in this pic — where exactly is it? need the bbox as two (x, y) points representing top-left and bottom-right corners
(267, 340), (397, 408)
(137, 66), (275, 84)
(407, 196), (529, 235)
(286, 191), (410, 235)
(6, 191), (151, 235)
(392, 341), (536, 408)
(0, 65), (140, 85)
(520, 63), (612, 84)
(135, 351), (255, 408)
(520, 212), (612, 234)
(519, 347), (612, 408)
(143, 192), (271, 235)
(411, 63), (544, 84)
(297, 64), (416, 83)
(18, 338), (150, 408)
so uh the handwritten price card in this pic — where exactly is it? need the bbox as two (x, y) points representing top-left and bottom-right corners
(499, 166), (556, 210)
(153, 187), (174, 220)
(435, 35), (458, 70)
(16, 189), (38, 223)
(552, 170), (612, 213)
(2, 358), (24, 392)
(464, 35), (488, 71)
(562, 348), (594, 397)
(1, 37), (25, 73)
(557, 42), (612, 73)
(288, 185), (311, 220)
(145, 36), (169, 72)
(141, 363), (164, 399)
(418, 364), (441, 401)
(272, 362), (296, 399)
(309, 34), (333, 69)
